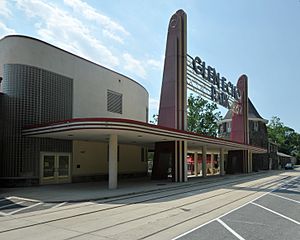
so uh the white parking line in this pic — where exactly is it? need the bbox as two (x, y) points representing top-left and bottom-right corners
(217, 219), (245, 240)
(269, 193), (300, 204)
(251, 202), (300, 225)
(172, 176), (298, 240)
(282, 188), (300, 193)
(6, 196), (41, 203)
(51, 202), (67, 208)
(7, 202), (43, 215)
(0, 198), (9, 203)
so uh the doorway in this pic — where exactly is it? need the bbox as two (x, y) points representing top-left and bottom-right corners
(40, 152), (71, 184)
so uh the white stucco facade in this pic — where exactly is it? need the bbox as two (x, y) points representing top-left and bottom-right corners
(0, 35), (149, 186)
(0, 35), (148, 122)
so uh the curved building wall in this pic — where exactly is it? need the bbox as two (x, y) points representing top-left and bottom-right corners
(0, 35), (149, 185)
(0, 35), (149, 122)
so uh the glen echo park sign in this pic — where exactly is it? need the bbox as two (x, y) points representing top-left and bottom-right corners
(187, 55), (241, 109)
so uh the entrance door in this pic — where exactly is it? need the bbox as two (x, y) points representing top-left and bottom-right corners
(40, 152), (71, 184)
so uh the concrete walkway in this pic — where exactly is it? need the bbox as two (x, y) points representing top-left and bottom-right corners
(0, 171), (275, 203)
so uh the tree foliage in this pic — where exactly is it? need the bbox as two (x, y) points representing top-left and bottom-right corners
(267, 116), (300, 160)
(150, 114), (158, 125)
(187, 94), (221, 137)
(149, 95), (222, 137)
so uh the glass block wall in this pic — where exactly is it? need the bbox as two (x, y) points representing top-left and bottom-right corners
(0, 64), (73, 185)
(0, 93), (3, 170)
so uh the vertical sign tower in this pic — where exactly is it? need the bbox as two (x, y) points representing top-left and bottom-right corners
(152, 10), (187, 182)
(152, 9), (251, 180)
(227, 75), (251, 173)
(158, 9), (187, 130)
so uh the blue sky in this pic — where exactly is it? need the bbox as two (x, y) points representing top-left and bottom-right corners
(1, 0), (300, 132)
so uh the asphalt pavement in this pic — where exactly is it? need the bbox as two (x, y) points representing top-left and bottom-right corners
(175, 174), (300, 240)
(0, 171), (269, 216)
(0, 170), (299, 240)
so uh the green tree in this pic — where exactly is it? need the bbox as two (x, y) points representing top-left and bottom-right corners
(290, 133), (300, 160)
(267, 116), (286, 147)
(267, 116), (300, 159)
(187, 94), (221, 137)
(149, 114), (158, 125)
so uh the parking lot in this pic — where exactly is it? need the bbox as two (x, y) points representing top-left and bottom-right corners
(0, 196), (68, 216)
(0, 171), (299, 240)
(175, 175), (300, 240)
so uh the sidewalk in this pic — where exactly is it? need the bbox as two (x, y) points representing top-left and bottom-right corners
(0, 171), (275, 203)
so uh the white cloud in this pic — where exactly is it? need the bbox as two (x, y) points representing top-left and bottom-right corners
(12, 0), (157, 83)
(0, 22), (16, 38)
(146, 56), (164, 71)
(0, 0), (12, 18)
(63, 0), (129, 43)
(15, 0), (119, 68)
(102, 29), (124, 44)
(122, 53), (147, 79)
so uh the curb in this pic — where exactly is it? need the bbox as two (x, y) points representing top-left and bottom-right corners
(43, 170), (279, 203)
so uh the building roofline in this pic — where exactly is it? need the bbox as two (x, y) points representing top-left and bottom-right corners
(222, 98), (266, 121)
(277, 152), (292, 158)
(23, 117), (267, 153)
(219, 117), (268, 124)
(0, 35), (148, 95)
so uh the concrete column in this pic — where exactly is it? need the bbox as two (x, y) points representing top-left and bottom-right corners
(210, 153), (214, 174)
(248, 150), (253, 173)
(202, 146), (207, 178)
(109, 134), (118, 189)
(178, 141), (183, 182)
(220, 148), (225, 176)
(194, 152), (198, 176)
(174, 141), (178, 182)
(183, 141), (188, 182)
(269, 158), (272, 170)
(243, 150), (249, 173)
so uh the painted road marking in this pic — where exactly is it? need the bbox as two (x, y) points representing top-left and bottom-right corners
(51, 202), (67, 209)
(6, 196), (41, 203)
(217, 218), (245, 240)
(269, 193), (300, 204)
(172, 176), (299, 240)
(172, 182), (281, 240)
(251, 202), (300, 225)
(7, 202), (43, 215)
(282, 188), (300, 193)
(0, 198), (70, 216)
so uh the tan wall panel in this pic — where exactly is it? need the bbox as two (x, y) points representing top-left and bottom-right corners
(73, 141), (147, 176)
(72, 140), (108, 176)
(119, 145), (147, 173)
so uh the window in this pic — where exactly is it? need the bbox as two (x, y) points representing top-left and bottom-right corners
(107, 90), (122, 114)
(219, 125), (224, 133)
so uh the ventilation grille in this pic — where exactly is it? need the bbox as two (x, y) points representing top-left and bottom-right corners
(107, 90), (122, 114)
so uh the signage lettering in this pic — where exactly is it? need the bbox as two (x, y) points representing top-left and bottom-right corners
(191, 56), (240, 109)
